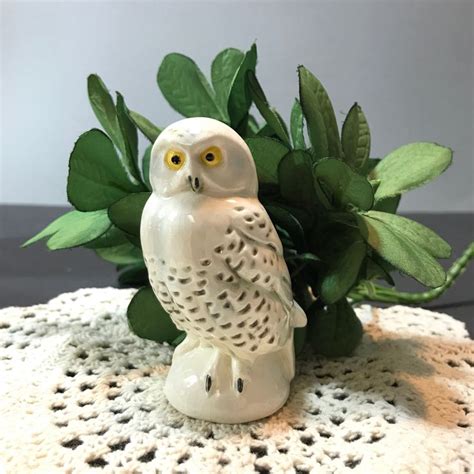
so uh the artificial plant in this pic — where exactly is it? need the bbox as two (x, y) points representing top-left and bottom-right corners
(24, 44), (473, 357)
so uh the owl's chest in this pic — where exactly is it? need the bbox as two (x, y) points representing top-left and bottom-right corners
(141, 193), (231, 265)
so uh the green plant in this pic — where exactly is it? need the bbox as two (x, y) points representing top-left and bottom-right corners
(24, 44), (473, 357)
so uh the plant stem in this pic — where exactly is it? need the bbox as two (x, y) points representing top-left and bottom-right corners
(350, 242), (474, 305)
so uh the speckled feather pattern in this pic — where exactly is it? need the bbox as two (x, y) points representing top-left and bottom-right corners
(143, 196), (303, 361)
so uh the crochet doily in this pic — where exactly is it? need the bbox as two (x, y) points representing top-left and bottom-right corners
(0, 288), (472, 474)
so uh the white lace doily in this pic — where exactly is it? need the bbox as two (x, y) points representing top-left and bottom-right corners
(0, 288), (472, 473)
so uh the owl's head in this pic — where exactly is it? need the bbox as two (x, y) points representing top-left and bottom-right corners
(149, 117), (258, 198)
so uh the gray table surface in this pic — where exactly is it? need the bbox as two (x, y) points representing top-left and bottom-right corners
(1, 205), (472, 335)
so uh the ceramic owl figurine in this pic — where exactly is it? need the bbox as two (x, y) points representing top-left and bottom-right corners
(141, 117), (306, 423)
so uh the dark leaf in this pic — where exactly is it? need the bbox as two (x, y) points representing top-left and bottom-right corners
(129, 110), (161, 143)
(246, 137), (289, 184)
(308, 298), (363, 357)
(278, 150), (316, 208)
(211, 48), (245, 121)
(96, 242), (143, 265)
(290, 99), (306, 149)
(247, 114), (260, 134)
(256, 123), (279, 139)
(359, 158), (380, 177)
(373, 195), (401, 213)
(85, 225), (129, 249)
(67, 129), (144, 211)
(294, 326), (307, 356)
(313, 158), (374, 211)
(227, 44), (257, 127)
(298, 66), (342, 159)
(87, 74), (125, 157)
(341, 102), (370, 171)
(320, 229), (366, 304)
(127, 287), (182, 343)
(265, 204), (306, 251)
(247, 70), (291, 146)
(141, 145), (152, 190)
(157, 53), (224, 120)
(364, 255), (395, 285)
(116, 93), (140, 180)
(108, 192), (151, 237)
(118, 263), (148, 287)
(286, 252), (320, 263)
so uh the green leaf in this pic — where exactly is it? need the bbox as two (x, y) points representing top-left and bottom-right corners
(118, 263), (148, 288)
(298, 66), (342, 159)
(363, 211), (451, 259)
(129, 110), (161, 143)
(320, 229), (366, 304)
(85, 225), (129, 249)
(108, 192), (151, 237)
(256, 123), (278, 139)
(116, 93), (140, 180)
(247, 71), (291, 147)
(157, 53), (224, 120)
(294, 326), (307, 356)
(356, 212), (446, 287)
(22, 209), (111, 250)
(246, 137), (289, 184)
(285, 252), (320, 263)
(67, 129), (144, 211)
(125, 232), (141, 248)
(141, 145), (152, 190)
(365, 256), (395, 285)
(227, 44), (257, 127)
(308, 298), (363, 357)
(87, 74), (126, 157)
(290, 99), (305, 149)
(265, 204), (306, 251)
(341, 102), (370, 171)
(96, 242), (143, 265)
(313, 158), (374, 211)
(127, 287), (182, 343)
(248, 114), (260, 134)
(211, 48), (245, 120)
(372, 143), (453, 200)
(373, 194), (401, 213)
(278, 150), (316, 208)
(299, 73), (327, 159)
(359, 158), (380, 177)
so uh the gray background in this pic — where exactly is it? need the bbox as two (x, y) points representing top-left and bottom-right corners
(1, 0), (473, 211)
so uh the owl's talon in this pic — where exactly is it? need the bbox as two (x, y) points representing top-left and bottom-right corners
(236, 377), (244, 393)
(205, 374), (212, 393)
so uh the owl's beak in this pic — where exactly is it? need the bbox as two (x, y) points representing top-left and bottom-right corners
(187, 175), (201, 193)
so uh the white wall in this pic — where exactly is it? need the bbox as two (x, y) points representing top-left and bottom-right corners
(1, 0), (473, 211)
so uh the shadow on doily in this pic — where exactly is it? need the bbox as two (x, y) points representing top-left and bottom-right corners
(289, 319), (473, 430)
(41, 301), (472, 439)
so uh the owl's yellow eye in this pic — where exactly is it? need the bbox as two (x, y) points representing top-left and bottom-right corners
(165, 150), (185, 170)
(200, 146), (222, 167)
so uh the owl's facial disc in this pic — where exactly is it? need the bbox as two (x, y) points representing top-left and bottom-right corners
(150, 117), (258, 198)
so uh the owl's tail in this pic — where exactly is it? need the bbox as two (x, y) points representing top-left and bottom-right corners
(279, 330), (296, 380)
(290, 301), (307, 328)
(278, 302), (306, 381)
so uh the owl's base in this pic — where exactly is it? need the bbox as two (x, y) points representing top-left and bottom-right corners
(164, 345), (292, 423)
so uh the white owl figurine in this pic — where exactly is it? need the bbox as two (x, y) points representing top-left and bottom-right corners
(141, 117), (306, 423)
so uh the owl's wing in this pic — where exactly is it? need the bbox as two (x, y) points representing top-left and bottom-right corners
(222, 202), (294, 310)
